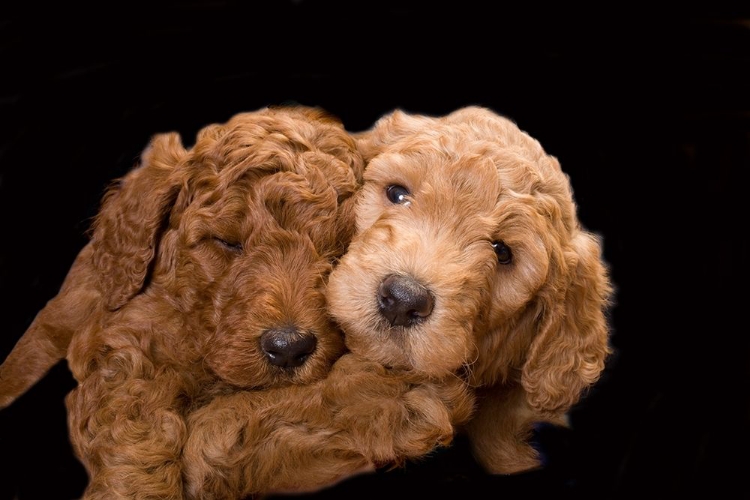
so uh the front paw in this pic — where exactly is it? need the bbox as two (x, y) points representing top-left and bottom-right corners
(385, 377), (475, 459)
(429, 376), (476, 426)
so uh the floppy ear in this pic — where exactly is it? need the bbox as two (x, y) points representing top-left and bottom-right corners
(521, 231), (613, 415)
(90, 133), (185, 311)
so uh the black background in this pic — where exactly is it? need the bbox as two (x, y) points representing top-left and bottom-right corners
(1, 2), (748, 499)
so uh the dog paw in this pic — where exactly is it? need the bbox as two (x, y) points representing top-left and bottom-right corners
(396, 379), (474, 453)
(430, 376), (476, 425)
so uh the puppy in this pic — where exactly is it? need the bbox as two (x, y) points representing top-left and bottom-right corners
(180, 105), (612, 497)
(331, 105), (614, 474)
(0, 105), (364, 499)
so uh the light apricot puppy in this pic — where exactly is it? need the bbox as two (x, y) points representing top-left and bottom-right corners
(332, 105), (614, 474)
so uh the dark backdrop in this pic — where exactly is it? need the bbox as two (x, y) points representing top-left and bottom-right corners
(1, 2), (748, 499)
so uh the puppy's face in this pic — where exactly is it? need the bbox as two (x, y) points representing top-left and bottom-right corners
(92, 107), (364, 389)
(328, 146), (545, 377)
(166, 173), (349, 389)
(327, 108), (607, 391)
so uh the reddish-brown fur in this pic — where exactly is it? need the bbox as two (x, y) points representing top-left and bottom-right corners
(179, 106), (612, 497)
(1, 105), (612, 498)
(0, 106), (365, 499)
(182, 355), (474, 498)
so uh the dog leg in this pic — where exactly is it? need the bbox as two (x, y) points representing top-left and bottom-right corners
(464, 384), (567, 474)
(0, 246), (100, 409)
(183, 354), (474, 499)
(67, 368), (188, 500)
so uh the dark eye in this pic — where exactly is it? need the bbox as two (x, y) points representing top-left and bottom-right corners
(492, 240), (512, 265)
(213, 238), (243, 253)
(386, 185), (411, 205)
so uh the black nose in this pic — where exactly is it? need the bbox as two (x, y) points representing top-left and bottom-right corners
(377, 274), (434, 327)
(260, 326), (317, 368)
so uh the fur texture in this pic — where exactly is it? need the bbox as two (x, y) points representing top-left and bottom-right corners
(335, 106), (614, 474)
(179, 105), (612, 498)
(182, 355), (474, 498)
(0, 105), (365, 499)
(1, 105), (612, 498)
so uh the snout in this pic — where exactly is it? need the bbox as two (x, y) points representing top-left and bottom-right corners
(260, 326), (317, 368)
(377, 274), (434, 327)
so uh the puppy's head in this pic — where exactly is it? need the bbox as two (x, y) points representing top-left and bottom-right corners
(90, 106), (364, 388)
(328, 106), (611, 414)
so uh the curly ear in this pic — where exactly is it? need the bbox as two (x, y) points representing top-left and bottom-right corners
(521, 231), (613, 415)
(90, 133), (185, 311)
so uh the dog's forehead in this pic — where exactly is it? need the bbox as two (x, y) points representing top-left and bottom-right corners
(185, 109), (360, 186)
(368, 133), (507, 199)
(175, 112), (361, 214)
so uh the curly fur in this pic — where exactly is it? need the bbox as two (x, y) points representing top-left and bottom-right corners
(0, 105), (365, 499)
(182, 355), (474, 498)
(178, 105), (612, 498)
(1, 105), (612, 497)
(332, 105), (614, 474)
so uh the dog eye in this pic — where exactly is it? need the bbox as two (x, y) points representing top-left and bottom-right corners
(492, 240), (512, 264)
(213, 238), (243, 253)
(386, 185), (411, 205)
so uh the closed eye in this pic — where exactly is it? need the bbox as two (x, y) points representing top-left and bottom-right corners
(213, 237), (243, 253)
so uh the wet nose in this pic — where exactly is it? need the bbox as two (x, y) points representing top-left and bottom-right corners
(260, 326), (317, 368)
(377, 274), (434, 327)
